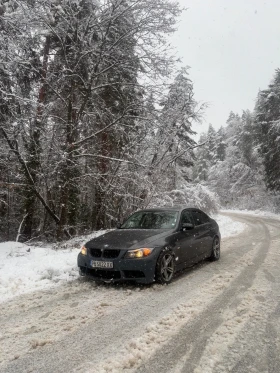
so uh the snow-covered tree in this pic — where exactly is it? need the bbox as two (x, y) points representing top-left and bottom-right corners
(216, 127), (227, 162)
(207, 110), (270, 209)
(148, 67), (202, 189)
(193, 133), (210, 182)
(1, 0), (194, 241)
(255, 69), (280, 192)
(192, 124), (220, 182)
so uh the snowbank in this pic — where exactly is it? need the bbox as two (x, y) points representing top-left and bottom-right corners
(0, 230), (108, 303)
(213, 214), (246, 238)
(0, 241), (78, 303)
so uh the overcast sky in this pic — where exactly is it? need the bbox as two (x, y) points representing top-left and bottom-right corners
(172, 0), (280, 136)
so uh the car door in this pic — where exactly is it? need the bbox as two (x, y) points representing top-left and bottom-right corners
(173, 209), (197, 267)
(190, 210), (213, 259)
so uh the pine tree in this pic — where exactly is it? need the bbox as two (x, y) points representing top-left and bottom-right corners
(192, 133), (209, 182)
(255, 69), (280, 192)
(206, 124), (217, 164)
(216, 127), (227, 162)
(239, 110), (255, 166)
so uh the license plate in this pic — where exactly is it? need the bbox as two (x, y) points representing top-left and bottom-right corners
(91, 260), (113, 269)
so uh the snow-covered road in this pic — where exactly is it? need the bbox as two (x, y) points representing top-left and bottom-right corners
(1, 212), (280, 373)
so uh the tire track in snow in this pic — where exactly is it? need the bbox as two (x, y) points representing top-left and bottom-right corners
(71, 218), (265, 373)
(133, 215), (273, 373)
(0, 280), (147, 368)
(183, 216), (279, 373)
(228, 236), (280, 373)
(0, 223), (253, 373)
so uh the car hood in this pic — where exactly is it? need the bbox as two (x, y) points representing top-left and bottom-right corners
(85, 229), (173, 250)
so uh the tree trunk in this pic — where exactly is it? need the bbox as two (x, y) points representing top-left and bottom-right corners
(22, 35), (51, 239)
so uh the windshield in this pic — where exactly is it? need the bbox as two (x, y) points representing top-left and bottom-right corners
(121, 211), (178, 229)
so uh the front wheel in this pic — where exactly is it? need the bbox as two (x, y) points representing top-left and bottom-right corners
(209, 236), (220, 261)
(155, 250), (175, 284)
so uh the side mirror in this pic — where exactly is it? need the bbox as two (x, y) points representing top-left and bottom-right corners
(181, 223), (194, 231)
(116, 222), (122, 229)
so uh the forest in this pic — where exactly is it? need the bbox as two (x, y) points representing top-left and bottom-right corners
(0, 0), (279, 242)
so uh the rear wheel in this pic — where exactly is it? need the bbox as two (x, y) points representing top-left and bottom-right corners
(209, 236), (220, 261)
(155, 250), (175, 284)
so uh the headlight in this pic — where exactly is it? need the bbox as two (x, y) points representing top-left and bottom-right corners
(80, 246), (87, 255)
(125, 248), (153, 259)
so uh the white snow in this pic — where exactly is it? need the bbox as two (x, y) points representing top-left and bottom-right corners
(0, 214), (246, 304)
(220, 208), (280, 221)
(0, 230), (108, 303)
(213, 214), (246, 238)
(1, 211), (279, 372)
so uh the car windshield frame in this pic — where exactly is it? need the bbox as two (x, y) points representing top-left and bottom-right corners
(120, 210), (179, 230)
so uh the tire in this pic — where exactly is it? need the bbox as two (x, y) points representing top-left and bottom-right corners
(209, 236), (220, 261)
(155, 249), (175, 284)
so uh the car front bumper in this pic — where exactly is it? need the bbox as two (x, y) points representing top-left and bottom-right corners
(77, 252), (157, 284)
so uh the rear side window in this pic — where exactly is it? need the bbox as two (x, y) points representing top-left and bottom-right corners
(191, 211), (209, 226)
(200, 211), (210, 224)
(181, 210), (194, 225)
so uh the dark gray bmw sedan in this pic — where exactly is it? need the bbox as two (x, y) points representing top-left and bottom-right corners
(77, 207), (220, 284)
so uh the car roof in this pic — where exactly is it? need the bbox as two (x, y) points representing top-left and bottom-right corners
(138, 206), (199, 213)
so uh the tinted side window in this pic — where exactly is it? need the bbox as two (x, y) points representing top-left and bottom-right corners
(200, 212), (210, 224)
(181, 210), (194, 225)
(191, 211), (206, 226)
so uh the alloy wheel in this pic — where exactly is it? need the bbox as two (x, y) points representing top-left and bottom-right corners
(213, 237), (220, 259)
(160, 253), (174, 282)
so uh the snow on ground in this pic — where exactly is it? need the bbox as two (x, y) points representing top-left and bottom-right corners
(220, 208), (280, 221)
(74, 234), (263, 373)
(213, 214), (245, 238)
(0, 214), (246, 304)
(0, 230), (108, 303)
(1, 212), (279, 372)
